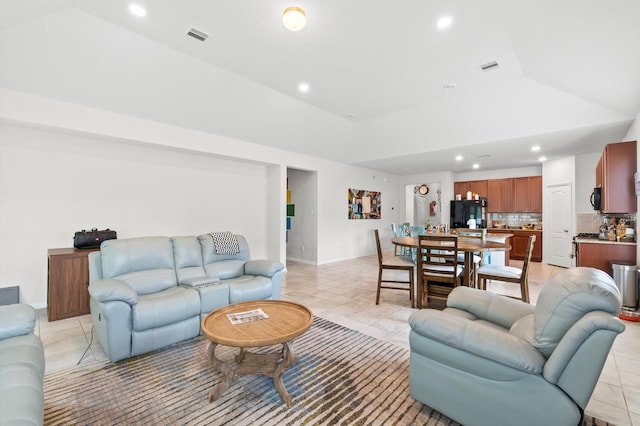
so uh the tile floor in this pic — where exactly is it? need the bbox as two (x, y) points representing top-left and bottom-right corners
(37, 254), (640, 425)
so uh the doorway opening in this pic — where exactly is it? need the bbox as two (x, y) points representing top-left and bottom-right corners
(405, 183), (442, 228)
(286, 168), (318, 264)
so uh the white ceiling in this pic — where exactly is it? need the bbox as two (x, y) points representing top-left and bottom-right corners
(1, 0), (638, 175)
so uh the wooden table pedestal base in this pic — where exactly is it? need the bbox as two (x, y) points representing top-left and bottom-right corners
(207, 341), (296, 406)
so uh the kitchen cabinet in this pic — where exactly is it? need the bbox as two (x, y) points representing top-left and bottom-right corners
(528, 176), (543, 212)
(488, 229), (542, 262)
(486, 178), (514, 213)
(513, 178), (529, 212)
(457, 176), (540, 213)
(470, 180), (488, 199)
(597, 140), (637, 213)
(511, 230), (542, 262)
(454, 181), (470, 198)
(576, 242), (636, 276)
(453, 180), (488, 199)
(47, 248), (98, 321)
(513, 176), (542, 213)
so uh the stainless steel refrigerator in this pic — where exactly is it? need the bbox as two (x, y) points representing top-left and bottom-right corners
(450, 199), (488, 229)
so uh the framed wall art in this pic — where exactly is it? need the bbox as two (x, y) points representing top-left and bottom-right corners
(348, 188), (381, 219)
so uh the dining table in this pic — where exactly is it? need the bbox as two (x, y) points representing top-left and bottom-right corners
(391, 234), (511, 306)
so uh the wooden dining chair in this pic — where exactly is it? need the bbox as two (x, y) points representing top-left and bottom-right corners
(455, 228), (486, 287)
(374, 229), (415, 308)
(416, 234), (464, 308)
(409, 225), (426, 262)
(477, 235), (536, 303)
(390, 223), (401, 256)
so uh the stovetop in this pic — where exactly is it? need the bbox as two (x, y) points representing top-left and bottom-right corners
(575, 232), (600, 239)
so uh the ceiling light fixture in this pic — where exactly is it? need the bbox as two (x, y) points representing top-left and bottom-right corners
(436, 16), (453, 29)
(129, 4), (147, 17)
(283, 7), (306, 31)
(472, 163), (480, 169)
(455, 155), (463, 161)
(298, 83), (310, 93)
(531, 145), (541, 152)
(539, 156), (547, 162)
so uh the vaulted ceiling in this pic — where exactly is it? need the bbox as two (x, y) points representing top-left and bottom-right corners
(1, 0), (638, 174)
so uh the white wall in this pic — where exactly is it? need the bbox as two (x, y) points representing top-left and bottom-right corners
(0, 91), (403, 306)
(454, 166), (542, 182)
(575, 152), (600, 214)
(0, 124), (270, 306)
(624, 112), (640, 142)
(623, 113), (640, 264)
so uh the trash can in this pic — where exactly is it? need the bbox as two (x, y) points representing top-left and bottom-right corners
(611, 262), (638, 309)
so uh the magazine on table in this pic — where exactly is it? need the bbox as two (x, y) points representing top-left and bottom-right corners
(226, 308), (270, 325)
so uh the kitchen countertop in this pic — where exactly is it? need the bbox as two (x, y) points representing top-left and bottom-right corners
(574, 237), (636, 246)
(487, 228), (543, 232)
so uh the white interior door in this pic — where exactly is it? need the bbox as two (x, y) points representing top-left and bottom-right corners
(546, 183), (572, 268)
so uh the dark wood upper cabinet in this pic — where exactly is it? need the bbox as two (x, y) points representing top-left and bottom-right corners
(487, 179), (502, 212)
(486, 178), (514, 213)
(454, 181), (471, 198)
(509, 177), (542, 213)
(499, 179), (513, 213)
(470, 180), (488, 199)
(513, 177), (529, 212)
(528, 176), (542, 213)
(598, 141), (637, 213)
(453, 180), (488, 199)
(460, 176), (539, 213)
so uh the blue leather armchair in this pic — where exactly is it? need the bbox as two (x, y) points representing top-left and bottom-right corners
(408, 267), (625, 426)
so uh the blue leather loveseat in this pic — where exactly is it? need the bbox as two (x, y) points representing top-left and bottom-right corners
(88, 233), (285, 362)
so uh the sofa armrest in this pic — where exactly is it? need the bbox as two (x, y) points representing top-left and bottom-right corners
(89, 279), (138, 304)
(544, 311), (625, 383)
(447, 286), (535, 330)
(409, 309), (545, 374)
(245, 259), (285, 278)
(0, 304), (36, 339)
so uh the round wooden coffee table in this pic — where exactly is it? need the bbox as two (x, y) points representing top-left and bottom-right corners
(201, 300), (313, 406)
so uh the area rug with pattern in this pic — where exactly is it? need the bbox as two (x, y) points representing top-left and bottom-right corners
(44, 317), (611, 425)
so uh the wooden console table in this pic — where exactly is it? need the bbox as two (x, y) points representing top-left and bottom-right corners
(47, 247), (99, 321)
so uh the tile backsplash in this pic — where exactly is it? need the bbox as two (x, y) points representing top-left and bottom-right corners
(488, 213), (542, 228)
(577, 212), (636, 234)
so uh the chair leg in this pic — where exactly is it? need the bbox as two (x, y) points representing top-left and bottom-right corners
(478, 277), (486, 291)
(376, 268), (383, 305)
(409, 270), (415, 309)
(421, 280), (428, 309)
(521, 278), (530, 303)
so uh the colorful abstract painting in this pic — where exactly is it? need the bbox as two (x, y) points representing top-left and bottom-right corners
(348, 188), (381, 219)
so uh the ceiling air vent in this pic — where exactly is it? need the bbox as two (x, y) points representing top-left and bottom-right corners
(186, 27), (209, 42)
(480, 61), (499, 72)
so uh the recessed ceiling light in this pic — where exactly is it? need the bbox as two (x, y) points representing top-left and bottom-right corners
(539, 156), (547, 162)
(472, 163), (480, 169)
(129, 4), (147, 17)
(436, 16), (453, 29)
(298, 83), (309, 93)
(455, 155), (463, 161)
(531, 145), (541, 152)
